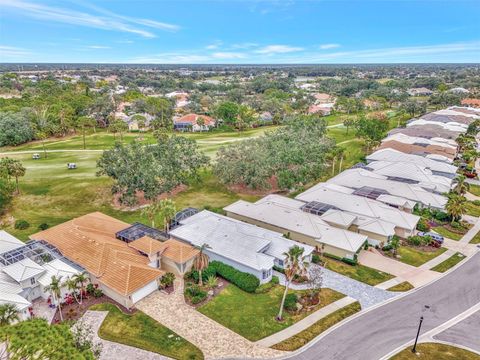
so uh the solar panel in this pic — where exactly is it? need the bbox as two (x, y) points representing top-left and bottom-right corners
(301, 201), (339, 216)
(116, 223), (169, 243)
(386, 176), (419, 184)
(352, 186), (390, 200)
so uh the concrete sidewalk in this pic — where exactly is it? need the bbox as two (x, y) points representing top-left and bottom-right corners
(459, 217), (480, 244)
(255, 296), (357, 347)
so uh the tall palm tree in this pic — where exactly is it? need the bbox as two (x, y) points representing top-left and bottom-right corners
(65, 278), (79, 304)
(158, 199), (176, 232)
(45, 275), (64, 322)
(193, 243), (211, 286)
(454, 175), (470, 196)
(445, 193), (467, 224)
(0, 304), (19, 326)
(142, 202), (159, 228)
(73, 272), (89, 304)
(277, 245), (309, 321)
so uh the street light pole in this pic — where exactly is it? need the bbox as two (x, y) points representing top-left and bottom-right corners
(412, 315), (424, 353)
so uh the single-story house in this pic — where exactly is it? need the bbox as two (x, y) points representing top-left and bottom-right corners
(407, 119), (468, 133)
(407, 87), (433, 96)
(308, 104), (333, 116)
(461, 99), (480, 108)
(173, 114), (216, 132)
(389, 125), (462, 141)
(169, 210), (314, 284)
(295, 183), (420, 242)
(224, 195), (368, 259)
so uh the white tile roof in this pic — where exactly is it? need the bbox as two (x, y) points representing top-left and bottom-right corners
(0, 292), (31, 311)
(366, 149), (457, 175)
(224, 195), (368, 253)
(436, 109), (480, 119)
(37, 259), (80, 287)
(328, 168), (447, 210)
(296, 183), (419, 231)
(383, 133), (457, 149)
(2, 258), (45, 282)
(170, 210), (313, 271)
(0, 231), (25, 254)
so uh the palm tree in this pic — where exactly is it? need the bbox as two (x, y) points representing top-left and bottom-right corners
(66, 278), (79, 304)
(45, 275), (64, 322)
(73, 272), (89, 304)
(0, 304), (19, 326)
(193, 243), (211, 286)
(277, 245), (309, 321)
(445, 193), (467, 224)
(158, 199), (176, 232)
(454, 175), (470, 196)
(142, 202), (159, 228)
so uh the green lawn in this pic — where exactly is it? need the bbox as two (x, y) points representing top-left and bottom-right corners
(465, 201), (480, 217)
(198, 284), (345, 341)
(468, 185), (480, 197)
(387, 281), (415, 292)
(431, 252), (466, 273)
(322, 257), (394, 286)
(433, 226), (465, 241)
(470, 230), (480, 244)
(89, 303), (203, 360)
(396, 246), (447, 267)
(391, 343), (479, 360)
(271, 301), (361, 351)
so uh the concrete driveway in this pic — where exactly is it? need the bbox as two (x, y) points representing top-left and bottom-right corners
(358, 250), (441, 287)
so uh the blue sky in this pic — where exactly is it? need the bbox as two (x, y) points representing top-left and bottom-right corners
(1, 0), (479, 63)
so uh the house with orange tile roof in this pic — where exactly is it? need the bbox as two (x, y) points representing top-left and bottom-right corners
(174, 113), (216, 132)
(30, 212), (198, 308)
(461, 98), (480, 108)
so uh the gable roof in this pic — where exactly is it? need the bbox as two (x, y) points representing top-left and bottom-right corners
(0, 292), (31, 311)
(174, 114), (215, 126)
(378, 140), (456, 159)
(30, 212), (164, 296)
(157, 239), (199, 263)
(0, 231), (25, 254)
(37, 259), (80, 287)
(224, 195), (367, 253)
(2, 258), (45, 282)
(128, 236), (166, 256)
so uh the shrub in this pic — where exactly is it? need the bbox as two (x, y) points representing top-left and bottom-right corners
(382, 244), (393, 252)
(416, 218), (431, 232)
(323, 253), (342, 261)
(341, 257), (357, 266)
(38, 223), (49, 230)
(271, 275), (279, 285)
(434, 211), (449, 222)
(273, 265), (285, 274)
(86, 283), (95, 295)
(191, 266), (216, 283)
(210, 261), (260, 293)
(93, 289), (103, 298)
(206, 275), (218, 289)
(472, 200), (480, 206)
(363, 242), (369, 250)
(284, 293), (298, 311)
(450, 221), (462, 229)
(14, 219), (30, 230)
(160, 272), (175, 288)
(407, 235), (427, 246)
(311, 254), (321, 264)
(184, 284), (207, 304)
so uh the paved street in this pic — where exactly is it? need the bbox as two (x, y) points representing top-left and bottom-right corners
(434, 309), (480, 353)
(278, 250), (480, 360)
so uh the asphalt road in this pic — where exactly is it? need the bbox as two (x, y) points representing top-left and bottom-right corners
(285, 250), (480, 360)
(434, 309), (480, 353)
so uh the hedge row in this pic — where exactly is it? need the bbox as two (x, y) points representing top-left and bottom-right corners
(209, 261), (260, 293)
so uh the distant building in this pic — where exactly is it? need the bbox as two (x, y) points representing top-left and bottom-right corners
(174, 113), (216, 132)
(461, 98), (480, 108)
(407, 87), (433, 96)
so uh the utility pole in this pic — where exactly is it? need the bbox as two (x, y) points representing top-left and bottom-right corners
(412, 315), (424, 353)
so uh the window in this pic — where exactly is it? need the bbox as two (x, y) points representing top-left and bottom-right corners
(262, 269), (272, 279)
(276, 259), (284, 267)
(30, 277), (36, 285)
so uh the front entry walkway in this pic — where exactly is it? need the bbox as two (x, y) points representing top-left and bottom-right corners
(358, 250), (441, 288)
(136, 280), (283, 360)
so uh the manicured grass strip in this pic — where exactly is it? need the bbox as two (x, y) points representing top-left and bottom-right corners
(387, 281), (414, 292)
(465, 201), (480, 217)
(322, 257), (394, 286)
(198, 284), (344, 341)
(396, 247), (447, 267)
(271, 302), (361, 351)
(89, 303), (203, 360)
(470, 230), (480, 244)
(391, 342), (479, 360)
(431, 252), (466, 273)
(433, 226), (464, 241)
(468, 184), (480, 197)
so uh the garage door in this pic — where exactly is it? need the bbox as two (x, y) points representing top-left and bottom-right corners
(131, 281), (158, 304)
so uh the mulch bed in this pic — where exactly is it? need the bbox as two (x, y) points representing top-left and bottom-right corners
(52, 295), (135, 323)
(184, 278), (231, 308)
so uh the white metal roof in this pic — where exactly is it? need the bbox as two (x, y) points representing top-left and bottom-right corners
(224, 195), (368, 253)
(37, 259), (80, 287)
(0, 231), (25, 254)
(296, 183), (419, 231)
(366, 149), (457, 175)
(0, 292), (31, 311)
(2, 258), (45, 282)
(170, 210), (311, 271)
(0, 272), (23, 295)
(407, 119), (467, 132)
(382, 133), (457, 149)
(327, 168), (447, 210)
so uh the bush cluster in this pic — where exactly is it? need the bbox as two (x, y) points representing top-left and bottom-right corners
(416, 218), (431, 232)
(284, 293), (298, 311)
(255, 276), (279, 294)
(14, 219), (30, 230)
(209, 261), (260, 293)
(184, 284), (207, 304)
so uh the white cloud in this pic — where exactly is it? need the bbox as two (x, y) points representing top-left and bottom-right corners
(0, 45), (31, 59)
(231, 42), (258, 49)
(0, 0), (180, 38)
(116, 40), (134, 44)
(211, 52), (245, 59)
(86, 45), (111, 49)
(319, 43), (340, 50)
(206, 40), (223, 50)
(255, 44), (304, 54)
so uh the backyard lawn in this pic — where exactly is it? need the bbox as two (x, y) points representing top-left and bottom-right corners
(271, 301), (361, 351)
(322, 257), (394, 286)
(89, 303), (203, 360)
(396, 246), (447, 267)
(391, 343), (479, 360)
(387, 281), (415, 292)
(431, 252), (465, 273)
(198, 284), (345, 341)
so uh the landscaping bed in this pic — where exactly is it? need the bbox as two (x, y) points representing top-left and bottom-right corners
(391, 342), (479, 360)
(198, 284), (345, 341)
(387, 281), (414, 292)
(319, 256), (394, 286)
(90, 303), (204, 360)
(433, 224), (469, 241)
(431, 252), (466, 273)
(271, 301), (361, 351)
(465, 200), (480, 217)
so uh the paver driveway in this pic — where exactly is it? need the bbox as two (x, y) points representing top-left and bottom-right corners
(136, 280), (283, 360)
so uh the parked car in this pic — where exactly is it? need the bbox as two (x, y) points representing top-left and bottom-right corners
(418, 231), (444, 244)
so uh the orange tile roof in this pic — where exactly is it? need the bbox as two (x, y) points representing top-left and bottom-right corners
(158, 239), (199, 263)
(128, 236), (166, 256)
(379, 141), (455, 159)
(461, 98), (480, 108)
(175, 113), (216, 126)
(30, 212), (164, 296)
